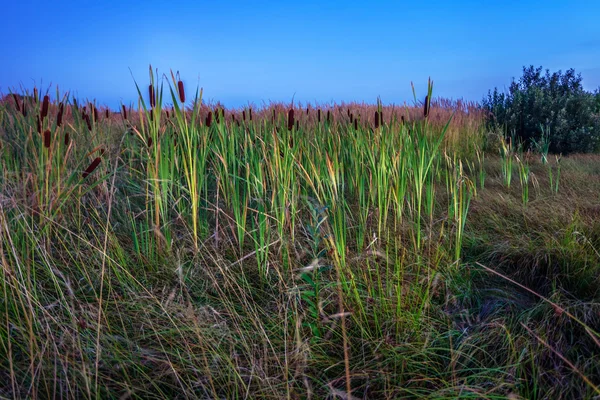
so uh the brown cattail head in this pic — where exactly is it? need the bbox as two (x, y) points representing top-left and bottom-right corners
(326, 110), (331, 122)
(40, 95), (50, 120)
(177, 80), (185, 103)
(242, 110), (246, 121)
(374, 110), (380, 129)
(37, 116), (42, 134)
(12, 94), (21, 112)
(401, 115), (405, 124)
(82, 157), (101, 179)
(93, 106), (99, 122)
(84, 113), (92, 131)
(43, 129), (51, 148)
(166, 110), (170, 119)
(57, 103), (64, 127)
(423, 95), (430, 118)
(64, 132), (70, 146)
(354, 118), (358, 130)
(317, 109), (321, 122)
(350, 113), (353, 123)
(306, 107), (309, 115)
(295, 120), (299, 130)
(287, 108), (295, 131)
(149, 84), (156, 108)
(149, 108), (153, 121)
(249, 107), (253, 121)
(121, 105), (128, 120)
(147, 135), (153, 147)
(205, 111), (213, 127)
(105, 109), (110, 119)
(347, 108), (351, 117)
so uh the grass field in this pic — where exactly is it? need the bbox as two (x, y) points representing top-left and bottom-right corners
(1, 70), (599, 399)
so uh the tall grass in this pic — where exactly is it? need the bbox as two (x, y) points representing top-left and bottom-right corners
(0, 71), (598, 399)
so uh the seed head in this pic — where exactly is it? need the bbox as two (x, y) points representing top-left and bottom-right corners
(40, 95), (49, 120)
(105, 109), (110, 119)
(242, 110), (246, 121)
(317, 109), (321, 122)
(33, 87), (39, 103)
(121, 105), (128, 120)
(93, 106), (99, 122)
(57, 103), (64, 127)
(287, 109), (294, 131)
(43, 129), (51, 148)
(177, 80), (185, 103)
(12, 94), (21, 112)
(82, 157), (102, 179)
(64, 132), (70, 146)
(206, 111), (213, 127)
(354, 119), (358, 130)
(423, 95), (430, 118)
(149, 84), (156, 108)
(374, 110), (380, 129)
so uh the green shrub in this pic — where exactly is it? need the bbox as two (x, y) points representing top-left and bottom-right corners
(483, 66), (600, 154)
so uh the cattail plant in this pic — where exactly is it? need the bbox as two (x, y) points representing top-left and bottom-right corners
(288, 108), (295, 131)
(206, 111), (213, 127)
(354, 119), (358, 130)
(82, 157), (102, 179)
(249, 107), (253, 121)
(40, 95), (49, 120)
(327, 110), (331, 122)
(121, 104), (128, 120)
(43, 129), (51, 148)
(83, 113), (92, 131)
(318, 109), (321, 122)
(215, 109), (220, 124)
(33, 87), (39, 103)
(57, 103), (64, 127)
(64, 132), (69, 146)
(149, 84), (156, 108)
(374, 110), (380, 129)
(177, 80), (185, 103)
(242, 110), (246, 121)
(12, 94), (21, 112)
(423, 95), (430, 118)
(37, 116), (42, 134)
(93, 106), (99, 122)
(105, 109), (110, 119)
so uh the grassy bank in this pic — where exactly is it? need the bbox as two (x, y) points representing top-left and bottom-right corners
(0, 71), (598, 399)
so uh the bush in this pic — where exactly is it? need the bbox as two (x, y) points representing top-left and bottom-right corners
(483, 66), (600, 154)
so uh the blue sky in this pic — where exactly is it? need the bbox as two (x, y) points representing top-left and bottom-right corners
(1, 0), (599, 109)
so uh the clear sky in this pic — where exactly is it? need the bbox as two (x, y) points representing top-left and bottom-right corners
(1, 0), (599, 109)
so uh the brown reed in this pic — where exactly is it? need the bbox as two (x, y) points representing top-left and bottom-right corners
(105, 109), (110, 119)
(354, 119), (358, 130)
(43, 129), (51, 148)
(82, 157), (102, 179)
(287, 109), (294, 131)
(178, 80), (185, 103)
(374, 110), (380, 129)
(40, 95), (49, 120)
(206, 111), (213, 127)
(83, 113), (92, 131)
(242, 110), (246, 121)
(318, 109), (321, 122)
(64, 132), (69, 146)
(424, 95), (430, 118)
(149, 85), (156, 108)
(12, 94), (21, 112)
(122, 105), (128, 120)
(57, 103), (64, 127)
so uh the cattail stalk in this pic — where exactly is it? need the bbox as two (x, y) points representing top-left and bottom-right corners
(121, 105), (128, 120)
(374, 110), (380, 129)
(423, 95), (430, 118)
(206, 111), (213, 127)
